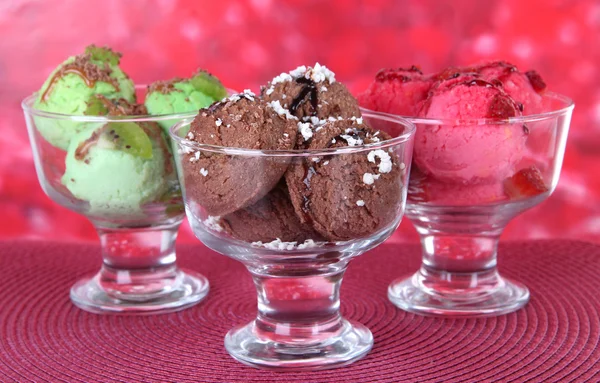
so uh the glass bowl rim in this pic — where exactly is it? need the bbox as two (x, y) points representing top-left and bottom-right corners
(361, 92), (574, 126)
(169, 110), (416, 158)
(20, 85), (237, 122)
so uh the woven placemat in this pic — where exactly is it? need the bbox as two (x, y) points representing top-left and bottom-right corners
(0, 240), (598, 382)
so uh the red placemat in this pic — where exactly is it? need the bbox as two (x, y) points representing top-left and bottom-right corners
(0, 240), (598, 382)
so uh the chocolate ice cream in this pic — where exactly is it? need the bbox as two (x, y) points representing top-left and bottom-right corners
(221, 182), (324, 243)
(285, 118), (404, 241)
(262, 64), (361, 121)
(182, 90), (297, 216)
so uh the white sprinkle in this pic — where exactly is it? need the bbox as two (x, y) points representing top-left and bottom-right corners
(265, 87), (274, 95)
(312, 157), (320, 162)
(308, 63), (336, 83)
(298, 239), (321, 250)
(400, 163), (406, 170)
(328, 116), (337, 122)
(200, 168), (208, 177)
(363, 173), (380, 185)
(367, 149), (393, 173)
(351, 116), (364, 125)
(187, 132), (195, 139)
(323, 161), (329, 165)
(340, 134), (363, 146)
(251, 238), (322, 250)
(215, 118), (222, 127)
(374, 131), (380, 136)
(269, 100), (297, 120)
(227, 124), (231, 128)
(289, 65), (308, 78)
(331, 138), (336, 144)
(321, 86), (328, 91)
(203, 216), (223, 232)
(188, 151), (200, 162)
(298, 122), (313, 141)
(271, 72), (294, 85)
(181, 142), (195, 154)
(283, 133), (289, 137)
(282, 94), (287, 99)
(356, 200), (365, 206)
(228, 89), (256, 102)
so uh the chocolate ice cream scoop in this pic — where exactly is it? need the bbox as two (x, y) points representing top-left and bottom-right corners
(221, 182), (324, 243)
(182, 90), (298, 216)
(262, 64), (361, 122)
(285, 118), (404, 241)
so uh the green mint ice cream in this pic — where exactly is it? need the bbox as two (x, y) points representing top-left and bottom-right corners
(61, 97), (174, 216)
(144, 70), (227, 134)
(34, 45), (135, 149)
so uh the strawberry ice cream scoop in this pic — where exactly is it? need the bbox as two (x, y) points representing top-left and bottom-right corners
(476, 61), (546, 115)
(358, 66), (432, 116)
(415, 78), (526, 183)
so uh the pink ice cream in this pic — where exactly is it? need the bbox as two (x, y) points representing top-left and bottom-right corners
(476, 61), (546, 115)
(414, 78), (526, 183)
(357, 66), (432, 117)
(358, 62), (550, 205)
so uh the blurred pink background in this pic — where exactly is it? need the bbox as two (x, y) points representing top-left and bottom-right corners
(1, 0), (599, 244)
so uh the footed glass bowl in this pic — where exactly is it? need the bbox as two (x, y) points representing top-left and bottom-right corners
(170, 111), (415, 370)
(22, 89), (210, 314)
(380, 92), (574, 317)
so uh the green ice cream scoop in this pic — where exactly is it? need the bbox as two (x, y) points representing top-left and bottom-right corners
(34, 45), (136, 149)
(144, 70), (227, 134)
(61, 120), (172, 216)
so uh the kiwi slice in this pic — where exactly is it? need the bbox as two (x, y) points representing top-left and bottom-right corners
(190, 70), (227, 100)
(104, 122), (153, 159)
(84, 95), (109, 116)
(85, 45), (120, 66)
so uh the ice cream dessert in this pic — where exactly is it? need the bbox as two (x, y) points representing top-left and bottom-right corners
(180, 65), (404, 243)
(145, 70), (228, 134)
(221, 182), (324, 243)
(475, 61), (546, 115)
(181, 90), (297, 216)
(34, 45), (135, 149)
(359, 62), (550, 205)
(357, 66), (432, 117)
(62, 97), (173, 215)
(416, 76), (526, 183)
(262, 63), (361, 121)
(285, 118), (402, 241)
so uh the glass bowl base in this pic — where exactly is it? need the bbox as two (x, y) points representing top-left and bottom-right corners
(70, 269), (209, 314)
(388, 273), (529, 318)
(224, 319), (373, 370)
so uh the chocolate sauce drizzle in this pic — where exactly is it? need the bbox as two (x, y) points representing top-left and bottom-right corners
(289, 77), (319, 115)
(41, 67), (97, 102)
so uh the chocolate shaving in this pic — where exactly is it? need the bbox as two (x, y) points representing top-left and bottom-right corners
(92, 94), (148, 116)
(147, 79), (184, 95)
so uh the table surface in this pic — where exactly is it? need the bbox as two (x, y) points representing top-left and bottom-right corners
(0, 240), (599, 383)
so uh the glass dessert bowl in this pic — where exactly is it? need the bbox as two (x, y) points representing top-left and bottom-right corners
(170, 111), (415, 370)
(384, 92), (574, 317)
(22, 92), (210, 314)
